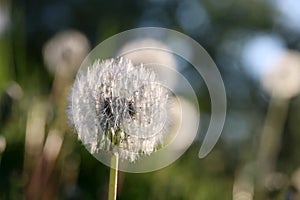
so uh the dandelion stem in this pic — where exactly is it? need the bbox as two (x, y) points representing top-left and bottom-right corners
(108, 154), (118, 200)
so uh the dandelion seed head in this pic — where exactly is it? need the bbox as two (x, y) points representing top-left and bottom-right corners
(261, 50), (300, 99)
(69, 57), (170, 162)
(118, 38), (178, 89)
(43, 30), (90, 78)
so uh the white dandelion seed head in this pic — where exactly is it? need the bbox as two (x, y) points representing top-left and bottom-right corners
(118, 38), (178, 90)
(43, 30), (90, 78)
(69, 57), (170, 162)
(118, 38), (177, 68)
(261, 50), (300, 99)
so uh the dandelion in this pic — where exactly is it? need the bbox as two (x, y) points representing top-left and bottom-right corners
(261, 50), (300, 99)
(43, 30), (90, 78)
(69, 57), (170, 162)
(69, 57), (170, 199)
(43, 30), (90, 102)
(118, 38), (178, 89)
(257, 50), (300, 196)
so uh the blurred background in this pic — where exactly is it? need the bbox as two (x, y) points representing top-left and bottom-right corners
(1, 0), (300, 199)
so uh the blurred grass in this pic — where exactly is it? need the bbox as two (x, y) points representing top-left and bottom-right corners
(0, 35), (11, 90)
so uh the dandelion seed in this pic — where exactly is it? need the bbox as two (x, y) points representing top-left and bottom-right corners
(69, 57), (170, 162)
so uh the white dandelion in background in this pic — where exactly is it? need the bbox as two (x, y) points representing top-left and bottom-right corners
(118, 38), (178, 90)
(69, 57), (170, 162)
(43, 30), (90, 78)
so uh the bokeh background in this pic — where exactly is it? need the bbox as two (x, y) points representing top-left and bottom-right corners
(1, 0), (300, 199)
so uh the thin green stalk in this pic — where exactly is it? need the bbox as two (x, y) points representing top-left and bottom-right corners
(108, 154), (118, 200)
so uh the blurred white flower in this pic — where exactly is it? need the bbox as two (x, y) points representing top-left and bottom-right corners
(261, 50), (300, 99)
(69, 57), (170, 162)
(119, 38), (176, 67)
(0, 5), (10, 35)
(43, 30), (90, 78)
(118, 38), (178, 89)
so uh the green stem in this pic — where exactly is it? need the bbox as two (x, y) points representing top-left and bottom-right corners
(108, 154), (118, 200)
